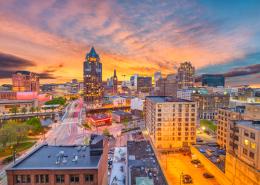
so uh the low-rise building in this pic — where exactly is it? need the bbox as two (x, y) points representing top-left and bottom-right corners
(6, 134), (108, 185)
(145, 96), (197, 149)
(192, 93), (230, 120)
(87, 114), (112, 127)
(112, 110), (132, 123)
(127, 140), (168, 185)
(0, 99), (38, 115)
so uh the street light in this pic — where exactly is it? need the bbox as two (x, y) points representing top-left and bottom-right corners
(201, 126), (206, 131)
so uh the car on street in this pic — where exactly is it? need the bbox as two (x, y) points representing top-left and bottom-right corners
(203, 172), (214, 179)
(182, 174), (193, 184)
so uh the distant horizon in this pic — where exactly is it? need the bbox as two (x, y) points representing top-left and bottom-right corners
(1, 1), (260, 87)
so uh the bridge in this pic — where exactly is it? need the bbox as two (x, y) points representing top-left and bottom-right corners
(0, 111), (62, 123)
(86, 106), (130, 114)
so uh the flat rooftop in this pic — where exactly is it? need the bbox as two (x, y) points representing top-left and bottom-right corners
(235, 120), (260, 130)
(146, 96), (192, 103)
(127, 140), (168, 185)
(112, 110), (132, 116)
(9, 144), (102, 170)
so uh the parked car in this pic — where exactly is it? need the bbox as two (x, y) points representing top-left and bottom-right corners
(182, 174), (193, 184)
(203, 172), (214, 179)
(191, 159), (201, 164)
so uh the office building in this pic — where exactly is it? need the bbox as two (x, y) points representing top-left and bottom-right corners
(225, 120), (260, 185)
(106, 70), (118, 95)
(6, 135), (108, 185)
(130, 74), (138, 90)
(154, 71), (162, 84)
(176, 61), (195, 89)
(145, 96), (197, 149)
(12, 71), (39, 92)
(155, 74), (178, 97)
(137, 76), (152, 93)
(83, 47), (103, 103)
(202, 74), (225, 87)
(217, 106), (245, 148)
(192, 93), (230, 120)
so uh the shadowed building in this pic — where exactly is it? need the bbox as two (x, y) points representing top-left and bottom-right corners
(202, 74), (225, 87)
(12, 71), (39, 92)
(177, 62), (195, 89)
(83, 47), (103, 103)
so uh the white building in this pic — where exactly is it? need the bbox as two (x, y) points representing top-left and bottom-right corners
(130, 98), (144, 111)
(177, 89), (194, 101)
(145, 96), (197, 149)
(109, 96), (127, 107)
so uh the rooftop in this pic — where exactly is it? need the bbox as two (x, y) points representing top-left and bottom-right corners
(127, 140), (168, 185)
(146, 96), (193, 103)
(235, 120), (260, 130)
(112, 110), (132, 116)
(9, 135), (105, 170)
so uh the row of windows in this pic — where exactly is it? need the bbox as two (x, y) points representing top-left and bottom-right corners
(242, 148), (255, 159)
(157, 137), (195, 141)
(15, 174), (94, 184)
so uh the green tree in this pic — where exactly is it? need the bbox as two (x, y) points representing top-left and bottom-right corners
(10, 106), (18, 115)
(21, 107), (27, 114)
(30, 107), (35, 113)
(26, 117), (43, 134)
(36, 107), (40, 113)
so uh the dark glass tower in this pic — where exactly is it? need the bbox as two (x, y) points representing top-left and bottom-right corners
(83, 47), (103, 103)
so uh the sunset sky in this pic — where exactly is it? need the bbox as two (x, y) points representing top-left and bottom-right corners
(0, 0), (260, 86)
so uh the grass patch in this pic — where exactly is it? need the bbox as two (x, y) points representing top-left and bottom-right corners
(200, 119), (217, 132)
(0, 141), (36, 158)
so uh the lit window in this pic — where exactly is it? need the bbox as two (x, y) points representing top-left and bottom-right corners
(244, 139), (249, 146)
(251, 142), (256, 149)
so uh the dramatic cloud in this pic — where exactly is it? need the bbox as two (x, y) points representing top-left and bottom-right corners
(0, 0), (260, 85)
(0, 52), (35, 79)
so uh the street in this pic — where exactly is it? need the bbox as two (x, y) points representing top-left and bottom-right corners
(159, 153), (220, 185)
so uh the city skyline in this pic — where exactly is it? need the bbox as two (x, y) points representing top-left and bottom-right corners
(0, 0), (260, 87)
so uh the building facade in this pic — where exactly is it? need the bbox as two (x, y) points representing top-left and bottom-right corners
(155, 74), (178, 97)
(83, 47), (103, 103)
(192, 93), (230, 120)
(226, 120), (260, 185)
(202, 74), (225, 87)
(176, 61), (195, 89)
(6, 135), (108, 185)
(145, 96), (197, 149)
(217, 107), (245, 148)
(137, 76), (152, 93)
(12, 71), (39, 92)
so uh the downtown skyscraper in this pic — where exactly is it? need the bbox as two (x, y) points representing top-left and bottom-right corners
(83, 47), (103, 103)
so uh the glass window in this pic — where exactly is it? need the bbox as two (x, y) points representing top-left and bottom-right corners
(35, 174), (49, 183)
(244, 139), (249, 146)
(243, 148), (248, 155)
(55, 175), (65, 183)
(85, 174), (94, 182)
(70, 175), (79, 183)
(250, 132), (255, 140)
(15, 175), (31, 184)
(249, 152), (255, 159)
(251, 142), (256, 149)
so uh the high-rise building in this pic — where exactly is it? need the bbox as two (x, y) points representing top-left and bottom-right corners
(145, 96), (197, 149)
(12, 71), (39, 92)
(217, 106), (245, 148)
(217, 104), (260, 149)
(202, 74), (225, 87)
(177, 61), (195, 89)
(83, 47), (103, 103)
(154, 71), (162, 84)
(225, 120), (260, 185)
(155, 74), (177, 97)
(137, 76), (152, 93)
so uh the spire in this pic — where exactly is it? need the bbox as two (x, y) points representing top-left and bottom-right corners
(86, 46), (99, 59)
(114, 69), (116, 77)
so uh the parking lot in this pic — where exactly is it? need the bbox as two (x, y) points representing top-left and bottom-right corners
(159, 153), (220, 185)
